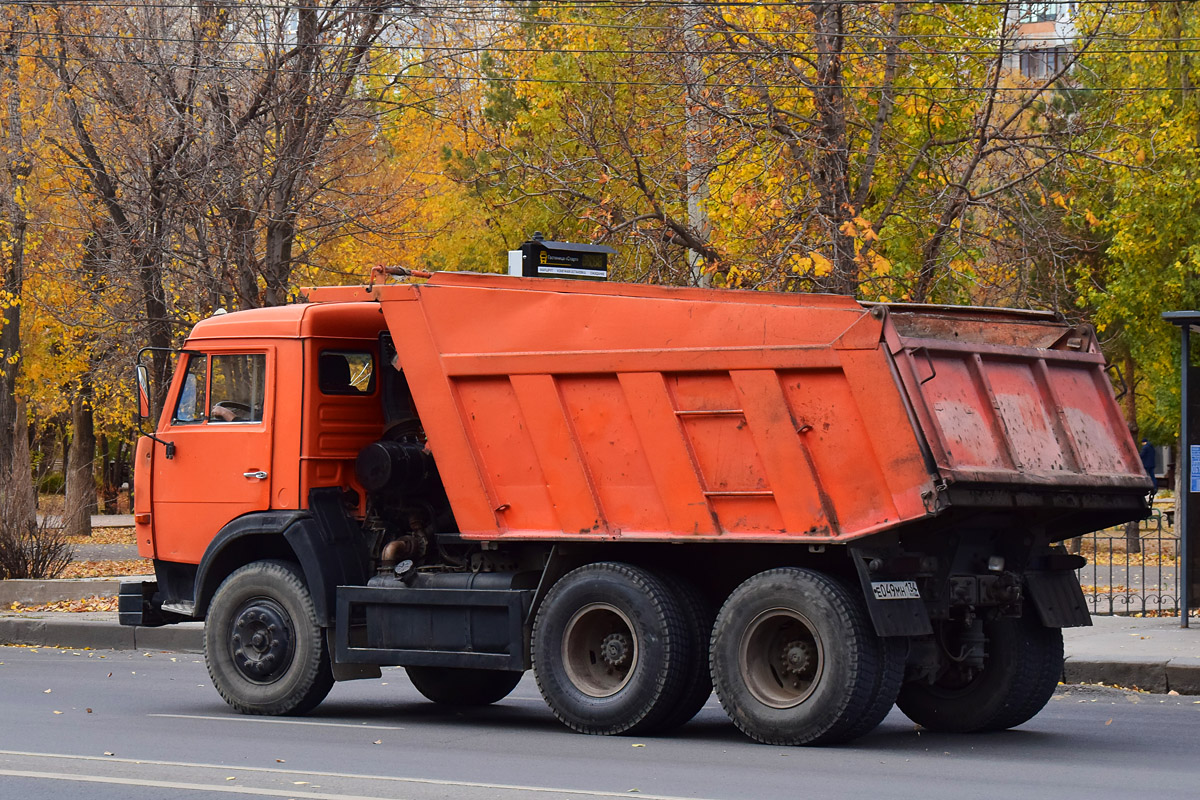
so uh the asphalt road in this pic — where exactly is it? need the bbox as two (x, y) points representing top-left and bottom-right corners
(2, 646), (1199, 800)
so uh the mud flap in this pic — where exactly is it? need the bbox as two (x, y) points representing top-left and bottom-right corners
(1025, 569), (1092, 628)
(851, 552), (933, 637)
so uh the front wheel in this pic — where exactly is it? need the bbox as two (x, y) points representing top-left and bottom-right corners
(896, 611), (1063, 733)
(204, 560), (334, 716)
(406, 667), (523, 706)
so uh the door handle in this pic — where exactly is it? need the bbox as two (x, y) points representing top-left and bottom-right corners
(243, 471), (269, 480)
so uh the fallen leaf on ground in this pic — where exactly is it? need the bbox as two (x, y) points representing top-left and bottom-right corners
(61, 560), (153, 579)
(9, 596), (118, 613)
(67, 527), (136, 545)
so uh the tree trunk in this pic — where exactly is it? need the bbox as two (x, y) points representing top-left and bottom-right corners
(64, 390), (97, 538)
(0, 23), (30, 486)
(810, 0), (857, 295)
(683, 3), (711, 287)
(1122, 351), (1141, 554)
(98, 434), (120, 514)
(2, 397), (37, 541)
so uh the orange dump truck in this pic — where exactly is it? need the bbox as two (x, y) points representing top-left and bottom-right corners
(123, 269), (1151, 745)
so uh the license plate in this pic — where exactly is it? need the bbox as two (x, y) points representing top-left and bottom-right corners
(871, 580), (921, 600)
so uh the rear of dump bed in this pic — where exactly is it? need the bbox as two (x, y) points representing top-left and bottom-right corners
(882, 305), (1151, 537)
(331, 273), (1149, 545)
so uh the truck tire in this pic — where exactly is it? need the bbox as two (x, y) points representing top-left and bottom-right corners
(205, 560), (334, 716)
(841, 634), (905, 741)
(532, 562), (688, 735)
(406, 667), (523, 706)
(650, 572), (715, 731)
(710, 568), (887, 746)
(896, 611), (1063, 733)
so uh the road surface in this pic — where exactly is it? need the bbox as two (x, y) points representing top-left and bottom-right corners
(1, 645), (1198, 799)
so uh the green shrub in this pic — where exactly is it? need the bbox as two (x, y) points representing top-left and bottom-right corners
(36, 471), (65, 495)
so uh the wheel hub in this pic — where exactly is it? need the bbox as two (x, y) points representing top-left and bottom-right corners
(738, 607), (824, 709)
(601, 632), (631, 667)
(561, 602), (640, 698)
(230, 599), (294, 684)
(781, 640), (814, 676)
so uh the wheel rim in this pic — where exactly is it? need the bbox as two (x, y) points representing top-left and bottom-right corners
(561, 602), (639, 698)
(738, 606), (824, 709)
(229, 596), (295, 684)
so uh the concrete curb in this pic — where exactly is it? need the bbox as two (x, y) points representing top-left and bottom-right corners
(1064, 655), (1200, 695)
(0, 614), (203, 652)
(0, 577), (153, 606)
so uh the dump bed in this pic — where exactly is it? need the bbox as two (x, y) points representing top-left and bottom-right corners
(311, 275), (1150, 543)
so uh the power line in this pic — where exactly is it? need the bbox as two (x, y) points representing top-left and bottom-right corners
(17, 20), (1200, 57)
(25, 45), (1197, 94)
(1, 0), (1162, 40)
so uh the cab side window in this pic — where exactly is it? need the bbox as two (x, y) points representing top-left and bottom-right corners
(172, 355), (209, 424)
(318, 351), (374, 395)
(210, 354), (266, 423)
(171, 353), (266, 424)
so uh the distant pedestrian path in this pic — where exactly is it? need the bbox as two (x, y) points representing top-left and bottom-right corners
(34, 514), (135, 529)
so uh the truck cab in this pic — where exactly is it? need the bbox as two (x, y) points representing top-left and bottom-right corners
(134, 302), (386, 612)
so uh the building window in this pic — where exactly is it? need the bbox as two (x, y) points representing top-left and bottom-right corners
(1021, 2), (1067, 23)
(1020, 46), (1069, 79)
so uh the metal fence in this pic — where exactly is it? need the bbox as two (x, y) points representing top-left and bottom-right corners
(1072, 509), (1180, 616)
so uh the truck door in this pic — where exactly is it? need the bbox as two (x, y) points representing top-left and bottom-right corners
(150, 350), (275, 563)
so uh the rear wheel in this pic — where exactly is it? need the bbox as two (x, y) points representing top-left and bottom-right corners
(532, 562), (688, 735)
(650, 572), (715, 731)
(896, 611), (1063, 733)
(710, 568), (887, 746)
(205, 560), (334, 716)
(406, 667), (523, 706)
(841, 634), (905, 741)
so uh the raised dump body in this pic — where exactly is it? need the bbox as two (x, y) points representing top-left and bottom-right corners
(311, 273), (1149, 544)
(126, 269), (1151, 748)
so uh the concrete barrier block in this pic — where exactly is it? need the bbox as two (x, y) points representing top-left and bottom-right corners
(1063, 656), (1169, 693)
(0, 578), (131, 606)
(136, 623), (204, 653)
(1166, 657), (1200, 695)
(0, 616), (48, 645)
(40, 619), (136, 650)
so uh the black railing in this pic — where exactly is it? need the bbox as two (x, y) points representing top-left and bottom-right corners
(1071, 510), (1180, 616)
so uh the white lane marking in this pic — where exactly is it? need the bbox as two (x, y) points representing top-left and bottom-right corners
(149, 713), (406, 731)
(0, 770), (378, 800)
(0, 751), (707, 800)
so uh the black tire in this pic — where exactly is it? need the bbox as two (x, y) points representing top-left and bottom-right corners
(710, 568), (886, 746)
(406, 667), (523, 706)
(841, 635), (905, 741)
(896, 611), (1063, 733)
(532, 562), (689, 735)
(649, 572), (715, 732)
(204, 560), (334, 716)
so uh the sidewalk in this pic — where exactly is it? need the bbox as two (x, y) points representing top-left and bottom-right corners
(36, 513), (135, 529)
(1, 582), (1198, 693)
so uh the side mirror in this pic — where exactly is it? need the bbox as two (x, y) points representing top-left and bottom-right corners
(136, 364), (151, 420)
